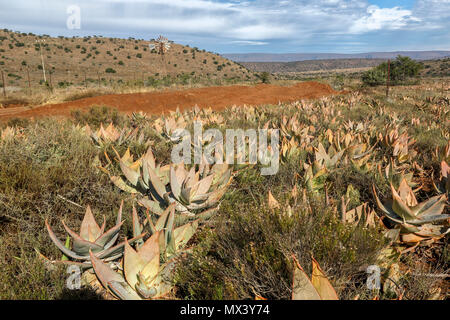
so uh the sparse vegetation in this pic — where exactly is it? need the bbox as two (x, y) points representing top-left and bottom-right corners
(0, 27), (448, 302)
(0, 77), (448, 300)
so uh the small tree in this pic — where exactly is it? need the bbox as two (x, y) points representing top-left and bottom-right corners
(362, 55), (423, 86)
(259, 72), (271, 84)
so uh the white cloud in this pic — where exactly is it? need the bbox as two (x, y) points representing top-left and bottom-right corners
(350, 5), (419, 34)
(230, 40), (269, 46)
(0, 0), (448, 52)
(413, 0), (450, 26)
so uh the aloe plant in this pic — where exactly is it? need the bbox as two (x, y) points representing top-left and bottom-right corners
(89, 232), (175, 300)
(292, 256), (339, 300)
(433, 141), (450, 163)
(315, 142), (344, 169)
(84, 123), (142, 147)
(379, 129), (417, 163)
(341, 201), (379, 228)
(373, 179), (449, 244)
(433, 161), (449, 197)
(132, 204), (198, 261)
(45, 202), (144, 267)
(108, 147), (232, 221)
(281, 137), (302, 163)
(154, 115), (187, 143)
(304, 161), (328, 194)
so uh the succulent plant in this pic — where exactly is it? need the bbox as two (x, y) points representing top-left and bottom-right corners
(281, 137), (302, 163)
(433, 141), (450, 163)
(109, 147), (232, 221)
(373, 179), (449, 244)
(154, 115), (187, 143)
(45, 202), (144, 267)
(132, 204), (198, 261)
(89, 232), (175, 300)
(163, 163), (231, 218)
(279, 116), (315, 144)
(108, 147), (170, 205)
(292, 256), (338, 300)
(84, 123), (143, 147)
(83, 181), (205, 300)
(341, 201), (379, 228)
(379, 129), (417, 163)
(315, 142), (344, 169)
(433, 161), (449, 197)
(304, 161), (328, 194)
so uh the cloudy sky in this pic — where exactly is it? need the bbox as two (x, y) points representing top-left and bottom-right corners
(0, 0), (449, 53)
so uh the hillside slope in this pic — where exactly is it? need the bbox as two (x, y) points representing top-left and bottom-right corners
(241, 59), (386, 73)
(0, 29), (253, 88)
(240, 58), (450, 78)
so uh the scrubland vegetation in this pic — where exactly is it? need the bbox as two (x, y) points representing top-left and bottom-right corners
(0, 75), (448, 300)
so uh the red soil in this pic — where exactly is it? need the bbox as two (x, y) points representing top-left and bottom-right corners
(0, 81), (338, 120)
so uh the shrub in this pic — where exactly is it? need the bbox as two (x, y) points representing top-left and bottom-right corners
(259, 72), (271, 84)
(70, 105), (124, 127)
(0, 120), (125, 299)
(105, 67), (116, 73)
(175, 177), (387, 300)
(362, 56), (423, 86)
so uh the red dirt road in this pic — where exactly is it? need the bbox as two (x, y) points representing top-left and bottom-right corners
(0, 81), (338, 120)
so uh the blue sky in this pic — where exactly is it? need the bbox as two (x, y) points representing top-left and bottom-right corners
(0, 0), (449, 53)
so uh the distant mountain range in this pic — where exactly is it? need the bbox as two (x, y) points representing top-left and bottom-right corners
(222, 51), (450, 63)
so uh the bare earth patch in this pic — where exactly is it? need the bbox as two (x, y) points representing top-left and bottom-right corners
(0, 81), (338, 120)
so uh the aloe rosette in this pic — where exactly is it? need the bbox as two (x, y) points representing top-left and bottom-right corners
(374, 179), (449, 244)
(45, 202), (143, 267)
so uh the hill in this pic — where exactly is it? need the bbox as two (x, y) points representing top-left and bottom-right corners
(240, 57), (450, 79)
(223, 51), (450, 63)
(421, 57), (450, 77)
(241, 58), (386, 73)
(0, 29), (253, 89)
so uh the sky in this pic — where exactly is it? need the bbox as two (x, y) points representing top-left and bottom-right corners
(0, 0), (449, 54)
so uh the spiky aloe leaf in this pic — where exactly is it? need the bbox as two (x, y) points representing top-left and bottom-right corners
(292, 258), (321, 300)
(412, 195), (447, 217)
(148, 166), (167, 199)
(89, 250), (124, 287)
(391, 185), (416, 221)
(123, 239), (146, 289)
(373, 185), (403, 223)
(79, 205), (103, 242)
(170, 166), (183, 202)
(46, 220), (91, 260)
(119, 157), (141, 187)
(94, 221), (125, 248)
(89, 251), (141, 300)
(138, 197), (165, 215)
(311, 258), (339, 300)
(174, 220), (198, 250)
(110, 176), (140, 194)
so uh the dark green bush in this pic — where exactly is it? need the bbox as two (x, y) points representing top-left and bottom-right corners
(362, 56), (423, 86)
